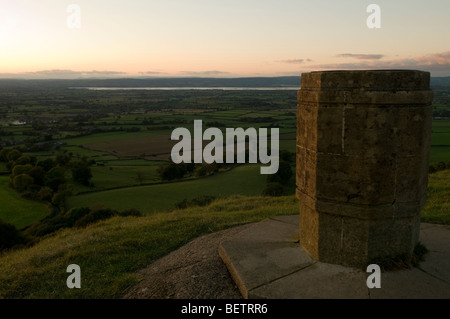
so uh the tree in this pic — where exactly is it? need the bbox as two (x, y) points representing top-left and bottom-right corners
(262, 182), (285, 197)
(71, 161), (93, 186)
(135, 171), (145, 185)
(14, 155), (32, 166)
(28, 166), (45, 186)
(38, 186), (53, 202)
(6, 149), (22, 162)
(37, 158), (56, 172)
(158, 163), (186, 181)
(11, 164), (33, 178)
(46, 167), (66, 191)
(52, 184), (72, 212)
(56, 153), (71, 167)
(13, 174), (34, 193)
(0, 148), (9, 162)
(276, 162), (293, 184)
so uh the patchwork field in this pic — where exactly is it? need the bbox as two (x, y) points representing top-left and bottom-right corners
(83, 134), (176, 160)
(67, 164), (266, 213)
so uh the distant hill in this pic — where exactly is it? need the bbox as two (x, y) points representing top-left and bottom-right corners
(0, 76), (449, 89)
(431, 77), (450, 88)
(0, 77), (301, 89)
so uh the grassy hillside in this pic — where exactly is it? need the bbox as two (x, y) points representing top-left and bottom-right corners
(0, 176), (49, 229)
(422, 169), (450, 224)
(0, 169), (448, 299)
(0, 195), (298, 299)
(67, 164), (267, 213)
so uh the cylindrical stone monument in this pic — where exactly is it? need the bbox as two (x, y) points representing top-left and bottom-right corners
(296, 70), (433, 268)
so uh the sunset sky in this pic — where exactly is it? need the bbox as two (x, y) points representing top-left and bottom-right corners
(1, 0), (450, 78)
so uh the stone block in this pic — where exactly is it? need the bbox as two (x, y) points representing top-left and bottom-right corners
(297, 70), (433, 268)
(314, 153), (396, 205)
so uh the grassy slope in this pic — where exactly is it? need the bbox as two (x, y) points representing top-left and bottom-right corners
(422, 169), (450, 224)
(0, 176), (49, 229)
(0, 170), (447, 299)
(67, 164), (266, 213)
(0, 195), (298, 299)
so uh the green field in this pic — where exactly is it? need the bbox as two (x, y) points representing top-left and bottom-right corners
(81, 163), (161, 191)
(430, 120), (450, 163)
(67, 164), (267, 213)
(0, 176), (49, 229)
(63, 131), (156, 146)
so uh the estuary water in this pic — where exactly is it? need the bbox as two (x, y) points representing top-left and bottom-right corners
(70, 87), (299, 91)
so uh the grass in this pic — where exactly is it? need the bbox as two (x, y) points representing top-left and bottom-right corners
(67, 164), (267, 213)
(0, 163), (7, 174)
(0, 168), (448, 299)
(0, 195), (298, 299)
(422, 169), (450, 225)
(0, 176), (50, 229)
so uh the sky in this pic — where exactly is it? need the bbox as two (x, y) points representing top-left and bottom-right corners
(1, 0), (450, 78)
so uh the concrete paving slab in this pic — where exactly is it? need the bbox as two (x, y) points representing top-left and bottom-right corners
(219, 217), (313, 298)
(420, 223), (450, 252)
(250, 262), (369, 299)
(219, 216), (450, 299)
(416, 251), (450, 285)
(270, 215), (299, 225)
(369, 267), (450, 299)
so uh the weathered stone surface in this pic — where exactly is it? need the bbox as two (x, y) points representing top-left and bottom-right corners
(297, 70), (433, 268)
(300, 70), (431, 91)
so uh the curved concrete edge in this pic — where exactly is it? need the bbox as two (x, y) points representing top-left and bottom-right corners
(219, 216), (450, 299)
(219, 242), (249, 299)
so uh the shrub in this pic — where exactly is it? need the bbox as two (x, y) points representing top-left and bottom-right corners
(74, 208), (117, 228)
(45, 167), (66, 191)
(64, 207), (92, 226)
(175, 196), (216, 209)
(0, 219), (26, 251)
(118, 209), (143, 217)
(38, 186), (53, 202)
(12, 174), (34, 193)
(37, 158), (56, 172)
(262, 182), (285, 197)
(11, 164), (33, 178)
(158, 163), (187, 181)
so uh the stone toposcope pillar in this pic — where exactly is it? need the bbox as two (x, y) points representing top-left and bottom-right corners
(296, 70), (433, 268)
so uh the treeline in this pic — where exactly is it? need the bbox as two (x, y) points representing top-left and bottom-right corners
(157, 150), (296, 198)
(0, 147), (146, 252)
(0, 148), (93, 211)
(261, 150), (295, 197)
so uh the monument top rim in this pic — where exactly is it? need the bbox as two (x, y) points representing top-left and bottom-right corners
(300, 69), (431, 90)
(306, 69), (429, 75)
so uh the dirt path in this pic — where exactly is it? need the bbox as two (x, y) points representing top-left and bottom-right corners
(123, 225), (251, 299)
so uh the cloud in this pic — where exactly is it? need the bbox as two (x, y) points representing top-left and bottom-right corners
(0, 69), (127, 79)
(337, 53), (384, 60)
(178, 70), (230, 76)
(279, 59), (305, 64)
(139, 71), (165, 76)
(307, 51), (450, 76)
(278, 59), (312, 64)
